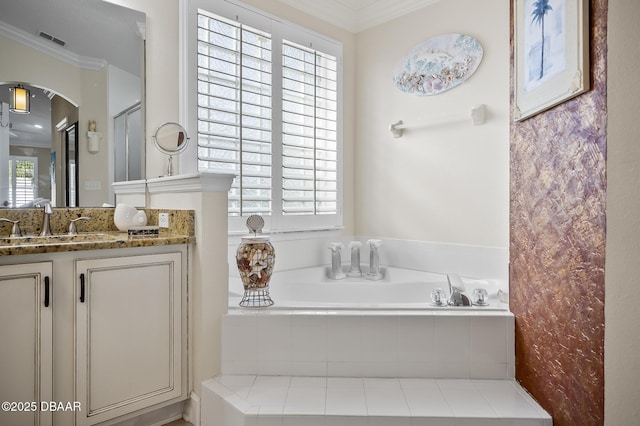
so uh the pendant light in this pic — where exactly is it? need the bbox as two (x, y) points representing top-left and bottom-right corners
(10, 85), (30, 114)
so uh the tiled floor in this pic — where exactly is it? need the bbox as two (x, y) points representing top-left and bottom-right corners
(202, 375), (552, 426)
(163, 420), (193, 426)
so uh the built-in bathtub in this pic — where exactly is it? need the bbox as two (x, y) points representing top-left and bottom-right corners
(224, 263), (513, 380)
(207, 239), (551, 425)
(228, 265), (508, 310)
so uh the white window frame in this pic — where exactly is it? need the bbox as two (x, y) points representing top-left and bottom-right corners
(181, 0), (343, 234)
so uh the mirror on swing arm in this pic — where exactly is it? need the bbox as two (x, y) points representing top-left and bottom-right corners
(152, 122), (190, 177)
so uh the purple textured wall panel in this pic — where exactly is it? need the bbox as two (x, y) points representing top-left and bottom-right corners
(510, 1), (607, 425)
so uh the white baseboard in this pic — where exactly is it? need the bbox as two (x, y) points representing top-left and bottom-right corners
(183, 392), (200, 426)
(113, 401), (185, 426)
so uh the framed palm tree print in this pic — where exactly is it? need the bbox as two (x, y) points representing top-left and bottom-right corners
(514, 0), (589, 121)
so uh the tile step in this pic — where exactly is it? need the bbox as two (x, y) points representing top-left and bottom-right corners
(202, 375), (552, 426)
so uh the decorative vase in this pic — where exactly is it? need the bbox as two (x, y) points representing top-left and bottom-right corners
(114, 203), (147, 231)
(236, 215), (275, 307)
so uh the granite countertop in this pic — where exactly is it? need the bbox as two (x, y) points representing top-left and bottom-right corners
(0, 208), (195, 256)
(0, 231), (195, 256)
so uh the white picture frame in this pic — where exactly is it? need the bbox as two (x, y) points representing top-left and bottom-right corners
(514, 0), (590, 121)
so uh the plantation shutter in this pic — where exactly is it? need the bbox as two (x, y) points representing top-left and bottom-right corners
(281, 40), (338, 215)
(196, 11), (273, 216)
(8, 157), (37, 207)
(193, 3), (342, 231)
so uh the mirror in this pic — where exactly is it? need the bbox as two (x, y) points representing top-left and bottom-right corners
(0, 0), (146, 207)
(152, 122), (190, 177)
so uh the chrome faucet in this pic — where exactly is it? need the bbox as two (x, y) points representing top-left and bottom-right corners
(447, 273), (471, 306)
(0, 218), (21, 237)
(39, 203), (54, 236)
(366, 239), (383, 280)
(328, 243), (346, 279)
(68, 217), (91, 235)
(347, 241), (362, 277)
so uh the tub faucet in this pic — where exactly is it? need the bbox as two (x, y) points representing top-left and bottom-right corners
(328, 243), (346, 279)
(447, 273), (471, 306)
(347, 241), (362, 277)
(366, 239), (383, 281)
(39, 202), (54, 237)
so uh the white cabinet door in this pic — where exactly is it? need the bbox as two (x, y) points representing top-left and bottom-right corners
(0, 262), (53, 426)
(75, 252), (184, 426)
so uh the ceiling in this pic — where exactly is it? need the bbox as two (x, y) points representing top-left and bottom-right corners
(278, 0), (442, 33)
(0, 0), (145, 77)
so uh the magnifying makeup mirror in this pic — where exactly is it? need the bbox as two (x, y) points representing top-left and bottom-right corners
(152, 122), (190, 176)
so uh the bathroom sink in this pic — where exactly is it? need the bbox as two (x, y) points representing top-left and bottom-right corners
(0, 232), (125, 246)
(51, 233), (125, 243)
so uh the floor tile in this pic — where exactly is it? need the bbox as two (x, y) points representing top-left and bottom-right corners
(400, 379), (453, 417)
(363, 379), (410, 417)
(284, 386), (326, 415)
(202, 375), (552, 426)
(326, 387), (367, 416)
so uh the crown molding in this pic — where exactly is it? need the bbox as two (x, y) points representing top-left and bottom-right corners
(354, 0), (441, 32)
(278, 0), (440, 33)
(0, 20), (106, 71)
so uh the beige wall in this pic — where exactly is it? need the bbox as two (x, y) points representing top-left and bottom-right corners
(78, 67), (110, 205)
(0, 36), (82, 103)
(354, 0), (510, 247)
(605, 0), (640, 423)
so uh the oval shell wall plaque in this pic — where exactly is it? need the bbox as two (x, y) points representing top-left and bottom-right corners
(393, 33), (483, 96)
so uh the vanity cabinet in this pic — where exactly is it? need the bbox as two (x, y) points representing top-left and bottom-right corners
(75, 252), (186, 426)
(0, 262), (53, 426)
(0, 244), (189, 426)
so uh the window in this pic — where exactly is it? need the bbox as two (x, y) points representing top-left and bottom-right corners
(197, 12), (273, 217)
(195, 3), (342, 233)
(281, 40), (338, 216)
(8, 156), (38, 207)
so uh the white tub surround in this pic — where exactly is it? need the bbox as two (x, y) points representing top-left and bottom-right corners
(204, 236), (552, 425)
(228, 266), (508, 310)
(204, 308), (551, 425)
(228, 236), (509, 282)
(221, 310), (514, 379)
